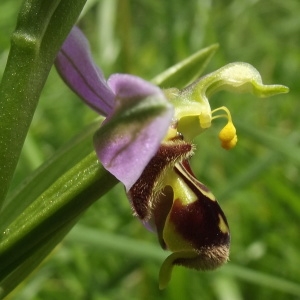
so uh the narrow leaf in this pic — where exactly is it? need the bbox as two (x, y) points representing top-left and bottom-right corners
(151, 44), (219, 89)
(0, 120), (102, 232)
(0, 152), (118, 288)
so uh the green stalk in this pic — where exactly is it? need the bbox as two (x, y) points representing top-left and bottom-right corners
(0, 0), (87, 209)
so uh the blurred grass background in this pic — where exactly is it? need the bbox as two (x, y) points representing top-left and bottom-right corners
(1, 0), (300, 299)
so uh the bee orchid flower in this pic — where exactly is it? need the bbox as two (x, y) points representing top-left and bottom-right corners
(55, 27), (289, 289)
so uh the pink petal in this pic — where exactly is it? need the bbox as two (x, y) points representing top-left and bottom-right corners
(94, 75), (174, 190)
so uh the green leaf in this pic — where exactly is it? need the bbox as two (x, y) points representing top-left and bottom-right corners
(67, 225), (300, 296)
(0, 151), (118, 296)
(222, 265), (300, 297)
(0, 119), (102, 232)
(151, 44), (219, 89)
(0, 216), (78, 298)
(0, 0), (87, 208)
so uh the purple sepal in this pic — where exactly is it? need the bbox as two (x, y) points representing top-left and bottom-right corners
(94, 74), (174, 191)
(55, 27), (114, 116)
(108, 74), (163, 100)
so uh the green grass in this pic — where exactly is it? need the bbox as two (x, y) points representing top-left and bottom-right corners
(1, 0), (300, 299)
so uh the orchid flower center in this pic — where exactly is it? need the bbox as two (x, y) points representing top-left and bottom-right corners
(163, 104), (237, 151)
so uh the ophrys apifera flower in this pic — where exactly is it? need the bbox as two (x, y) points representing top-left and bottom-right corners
(55, 27), (288, 289)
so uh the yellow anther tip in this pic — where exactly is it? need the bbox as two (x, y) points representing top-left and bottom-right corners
(221, 135), (238, 150)
(219, 122), (236, 142)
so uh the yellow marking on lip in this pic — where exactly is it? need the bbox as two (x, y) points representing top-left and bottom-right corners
(175, 163), (216, 201)
(218, 214), (229, 233)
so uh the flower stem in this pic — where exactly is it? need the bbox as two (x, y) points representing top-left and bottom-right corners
(0, 0), (87, 209)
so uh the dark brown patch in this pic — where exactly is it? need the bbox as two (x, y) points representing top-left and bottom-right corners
(170, 199), (230, 250)
(169, 162), (230, 250)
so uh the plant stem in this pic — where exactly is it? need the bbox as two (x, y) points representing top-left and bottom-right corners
(0, 0), (87, 209)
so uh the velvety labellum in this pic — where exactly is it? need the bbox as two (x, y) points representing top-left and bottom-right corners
(128, 136), (230, 272)
(173, 161), (230, 250)
(168, 160), (230, 270)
